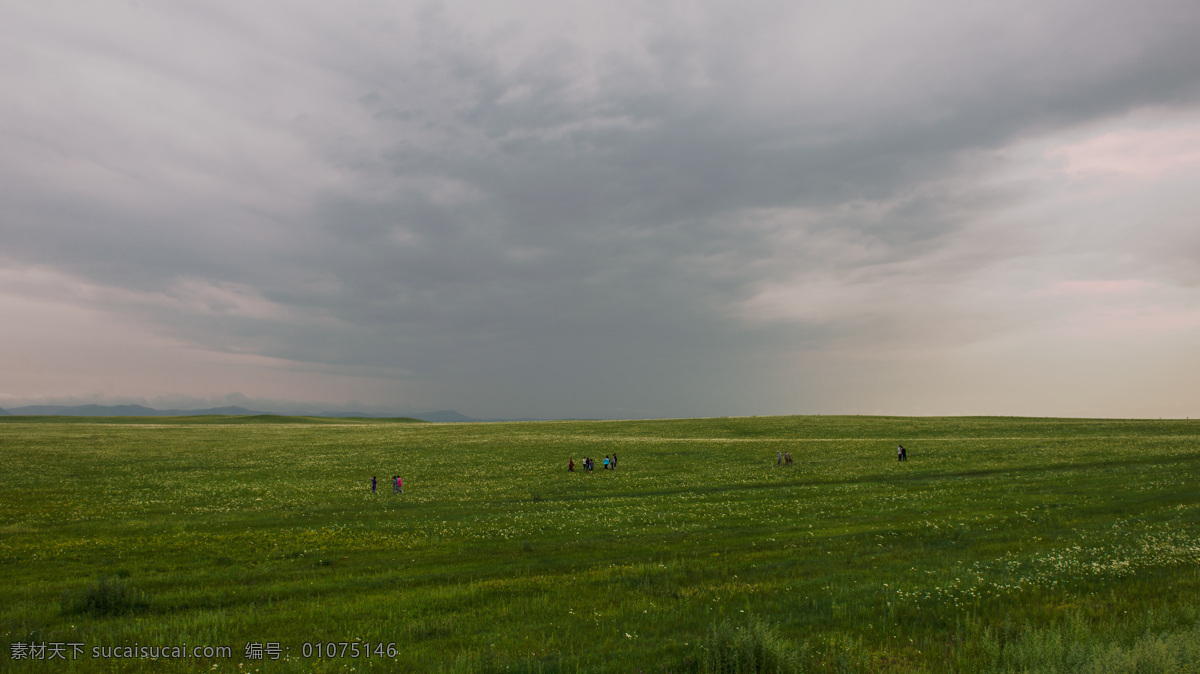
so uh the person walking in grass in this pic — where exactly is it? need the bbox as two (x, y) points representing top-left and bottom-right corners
(569, 457), (575, 472)
(777, 450), (782, 466)
(392, 475), (400, 493)
(784, 452), (792, 465)
(603, 455), (610, 470)
(371, 475), (377, 494)
(901, 445), (907, 461)
(897, 445), (904, 462)
(397, 476), (404, 493)
(611, 454), (617, 471)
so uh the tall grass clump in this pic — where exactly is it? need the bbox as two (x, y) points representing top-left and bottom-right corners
(697, 619), (805, 674)
(60, 575), (145, 617)
(983, 619), (1200, 673)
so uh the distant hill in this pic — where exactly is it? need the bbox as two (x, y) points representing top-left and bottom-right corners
(413, 410), (544, 422)
(0, 404), (539, 422)
(8, 404), (265, 417)
(1, 404), (508, 421)
(414, 410), (478, 422)
(296, 410), (496, 422)
(0, 407), (8, 415)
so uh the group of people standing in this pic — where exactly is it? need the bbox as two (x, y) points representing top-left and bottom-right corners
(569, 454), (617, 472)
(370, 475), (403, 493)
(372, 441), (909, 494)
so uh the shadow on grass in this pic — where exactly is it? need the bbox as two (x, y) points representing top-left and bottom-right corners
(61, 574), (148, 617)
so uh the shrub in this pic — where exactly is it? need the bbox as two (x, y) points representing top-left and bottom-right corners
(698, 619), (804, 674)
(61, 575), (145, 617)
(987, 620), (1200, 673)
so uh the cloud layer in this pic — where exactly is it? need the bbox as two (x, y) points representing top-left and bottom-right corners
(3, 1), (1199, 417)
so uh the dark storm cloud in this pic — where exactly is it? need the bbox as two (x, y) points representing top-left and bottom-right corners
(2, 1), (1199, 416)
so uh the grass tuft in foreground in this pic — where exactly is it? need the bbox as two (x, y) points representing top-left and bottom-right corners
(60, 575), (147, 618)
(697, 619), (807, 673)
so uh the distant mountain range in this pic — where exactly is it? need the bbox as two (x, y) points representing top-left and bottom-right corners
(0, 404), (517, 422)
(6, 404), (262, 417)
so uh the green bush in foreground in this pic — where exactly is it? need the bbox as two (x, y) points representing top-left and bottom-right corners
(697, 619), (806, 673)
(691, 615), (1200, 674)
(983, 618), (1200, 673)
(60, 575), (145, 618)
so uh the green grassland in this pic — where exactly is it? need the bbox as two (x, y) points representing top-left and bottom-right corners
(2, 415), (1199, 672)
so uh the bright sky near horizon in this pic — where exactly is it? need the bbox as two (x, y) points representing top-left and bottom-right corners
(2, 1), (1198, 419)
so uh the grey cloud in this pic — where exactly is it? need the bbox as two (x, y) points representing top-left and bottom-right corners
(2, 1), (1199, 417)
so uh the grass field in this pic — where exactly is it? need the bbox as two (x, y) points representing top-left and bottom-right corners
(2, 415), (1200, 672)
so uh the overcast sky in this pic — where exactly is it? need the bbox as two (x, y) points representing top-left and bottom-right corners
(2, 1), (1199, 418)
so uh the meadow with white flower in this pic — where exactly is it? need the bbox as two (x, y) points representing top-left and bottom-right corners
(2, 415), (1199, 671)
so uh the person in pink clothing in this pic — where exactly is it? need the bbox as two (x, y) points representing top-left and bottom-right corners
(396, 476), (404, 494)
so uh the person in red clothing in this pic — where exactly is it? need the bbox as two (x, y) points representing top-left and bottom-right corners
(569, 458), (575, 472)
(396, 476), (404, 493)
